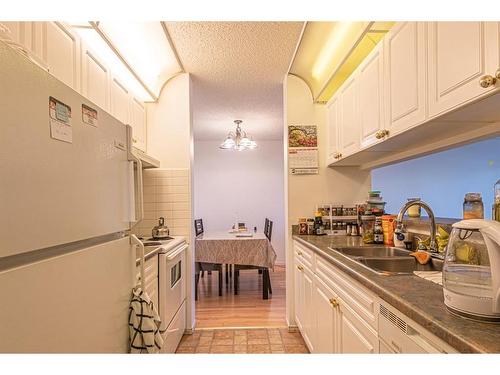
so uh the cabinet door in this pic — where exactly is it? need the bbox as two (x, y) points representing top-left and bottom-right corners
(359, 44), (385, 148)
(384, 22), (427, 135)
(301, 267), (315, 352)
(326, 95), (340, 164)
(81, 44), (110, 111)
(130, 98), (147, 152)
(313, 278), (338, 353)
(339, 300), (378, 354)
(110, 77), (130, 125)
(43, 22), (80, 91)
(293, 261), (304, 331)
(338, 74), (360, 157)
(428, 22), (499, 118)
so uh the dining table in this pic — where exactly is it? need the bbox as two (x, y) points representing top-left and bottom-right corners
(195, 231), (277, 299)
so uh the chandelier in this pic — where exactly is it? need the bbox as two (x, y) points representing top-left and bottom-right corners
(219, 120), (257, 151)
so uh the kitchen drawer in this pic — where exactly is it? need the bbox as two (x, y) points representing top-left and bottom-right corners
(294, 241), (315, 270)
(316, 255), (378, 329)
(161, 300), (186, 353)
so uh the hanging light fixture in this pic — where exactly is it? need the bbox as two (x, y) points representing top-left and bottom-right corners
(219, 120), (257, 151)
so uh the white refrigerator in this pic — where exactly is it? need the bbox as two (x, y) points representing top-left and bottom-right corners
(0, 41), (144, 352)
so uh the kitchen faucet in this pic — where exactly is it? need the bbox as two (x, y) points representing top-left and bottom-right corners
(395, 200), (438, 253)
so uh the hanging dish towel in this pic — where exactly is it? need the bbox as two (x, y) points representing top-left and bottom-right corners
(129, 285), (163, 353)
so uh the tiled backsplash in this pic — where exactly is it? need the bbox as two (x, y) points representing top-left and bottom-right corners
(133, 168), (192, 241)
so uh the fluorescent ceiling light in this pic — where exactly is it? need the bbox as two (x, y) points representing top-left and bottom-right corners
(96, 21), (182, 98)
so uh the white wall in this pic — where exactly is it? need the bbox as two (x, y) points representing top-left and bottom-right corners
(193, 140), (286, 265)
(284, 75), (371, 326)
(146, 73), (192, 168)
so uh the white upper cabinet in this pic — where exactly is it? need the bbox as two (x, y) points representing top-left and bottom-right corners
(338, 74), (360, 157)
(111, 77), (130, 125)
(326, 95), (340, 164)
(427, 22), (500, 118)
(81, 43), (110, 111)
(358, 43), (385, 148)
(384, 22), (427, 135)
(42, 22), (80, 92)
(130, 98), (147, 152)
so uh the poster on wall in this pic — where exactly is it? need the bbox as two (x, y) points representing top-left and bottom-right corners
(288, 125), (319, 175)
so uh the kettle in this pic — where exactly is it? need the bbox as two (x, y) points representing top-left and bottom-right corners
(442, 219), (500, 322)
(152, 217), (170, 239)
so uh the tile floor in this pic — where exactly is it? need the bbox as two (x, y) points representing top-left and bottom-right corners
(175, 328), (309, 354)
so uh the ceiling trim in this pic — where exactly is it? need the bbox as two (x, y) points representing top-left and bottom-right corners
(89, 21), (158, 102)
(286, 21), (307, 74)
(287, 72), (314, 102)
(161, 22), (186, 74)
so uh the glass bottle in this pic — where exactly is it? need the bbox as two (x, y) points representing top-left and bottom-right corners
(494, 179), (500, 222)
(463, 193), (484, 220)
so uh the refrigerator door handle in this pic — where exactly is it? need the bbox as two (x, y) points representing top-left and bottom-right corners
(127, 125), (144, 226)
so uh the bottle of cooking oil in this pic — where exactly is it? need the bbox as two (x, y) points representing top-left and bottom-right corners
(494, 179), (500, 222)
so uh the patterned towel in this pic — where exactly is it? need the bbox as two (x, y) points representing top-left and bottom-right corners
(129, 286), (163, 353)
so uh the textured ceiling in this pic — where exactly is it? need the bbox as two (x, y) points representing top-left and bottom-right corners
(165, 22), (304, 141)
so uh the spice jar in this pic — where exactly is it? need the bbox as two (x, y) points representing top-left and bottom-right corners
(463, 192), (484, 219)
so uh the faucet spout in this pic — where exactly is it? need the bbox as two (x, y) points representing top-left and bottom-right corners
(395, 200), (438, 252)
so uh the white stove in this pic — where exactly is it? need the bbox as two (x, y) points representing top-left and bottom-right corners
(137, 236), (175, 248)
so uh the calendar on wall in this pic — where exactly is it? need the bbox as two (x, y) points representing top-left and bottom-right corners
(288, 125), (319, 175)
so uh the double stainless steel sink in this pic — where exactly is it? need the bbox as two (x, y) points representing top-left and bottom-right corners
(329, 246), (444, 276)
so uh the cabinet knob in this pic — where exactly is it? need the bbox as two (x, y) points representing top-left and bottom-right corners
(132, 138), (138, 143)
(297, 251), (303, 256)
(495, 68), (500, 80)
(375, 131), (382, 139)
(479, 75), (496, 88)
(329, 297), (339, 308)
(297, 265), (304, 271)
(382, 129), (389, 137)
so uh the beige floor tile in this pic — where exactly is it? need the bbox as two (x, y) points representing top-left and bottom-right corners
(234, 335), (247, 345)
(247, 338), (269, 345)
(212, 338), (233, 346)
(234, 330), (248, 336)
(270, 344), (284, 351)
(247, 329), (268, 339)
(247, 344), (271, 354)
(284, 344), (309, 354)
(269, 336), (282, 344)
(195, 346), (211, 353)
(271, 350), (286, 354)
(267, 328), (281, 335)
(214, 330), (234, 339)
(198, 336), (213, 346)
(176, 346), (196, 353)
(211, 345), (234, 354)
(200, 330), (214, 337)
(234, 345), (248, 353)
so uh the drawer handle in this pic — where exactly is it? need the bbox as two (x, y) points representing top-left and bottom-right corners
(329, 297), (339, 308)
(297, 265), (304, 271)
(297, 251), (303, 256)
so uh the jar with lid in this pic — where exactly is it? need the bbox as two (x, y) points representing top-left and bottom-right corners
(407, 198), (421, 217)
(463, 193), (484, 219)
(361, 215), (375, 244)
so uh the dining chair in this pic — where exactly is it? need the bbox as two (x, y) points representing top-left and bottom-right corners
(194, 219), (223, 300)
(234, 218), (273, 299)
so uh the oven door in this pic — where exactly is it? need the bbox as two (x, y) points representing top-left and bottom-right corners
(159, 243), (187, 332)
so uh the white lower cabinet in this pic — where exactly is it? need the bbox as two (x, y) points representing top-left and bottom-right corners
(338, 299), (378, 353)
(293, 240), (457, 354)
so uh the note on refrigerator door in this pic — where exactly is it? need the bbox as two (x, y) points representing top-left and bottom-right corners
(49, 96), (72, 143)
(82, 103), (98, 127)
